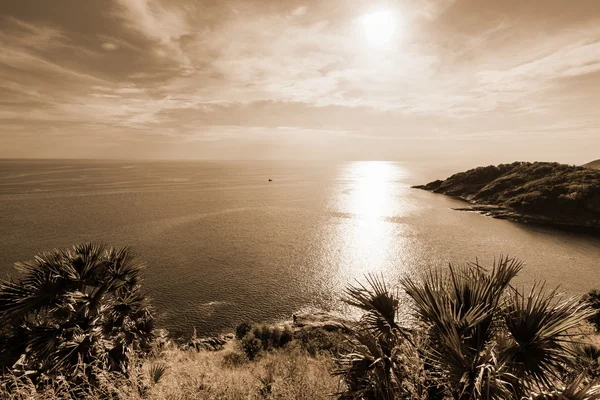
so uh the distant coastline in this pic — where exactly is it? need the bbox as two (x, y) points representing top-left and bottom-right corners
(583, 159), (600, 170)
(413, 161), (600, 232)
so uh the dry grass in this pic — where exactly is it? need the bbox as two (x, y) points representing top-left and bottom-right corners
(1, 340), (341, 400)
(2, 330), (599, 400)
(149, 341), (340, 400)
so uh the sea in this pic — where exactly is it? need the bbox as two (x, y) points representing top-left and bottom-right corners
(0, 159), (599, 337)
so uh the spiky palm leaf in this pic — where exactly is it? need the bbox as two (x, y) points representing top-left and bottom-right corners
(529, 374), (600, 400)
(148, 362), (167, 385)
(335, 329), (400, 400)
(337, 275), (420, 399)
(501, 285), (596, 390)
(569, 343), (600, 380)
(0, 243), (154, 383)
(402, 257), (522, 398)
(344, 274), (413, 345)
(337, 257), (599, 400)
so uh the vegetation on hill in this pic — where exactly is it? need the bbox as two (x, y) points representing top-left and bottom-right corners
(584, 160), (600, 170)
(414, 161), (600, 229)
(1, 244), (599, 399)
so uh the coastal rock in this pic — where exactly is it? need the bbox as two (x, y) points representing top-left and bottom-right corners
(155, 328), (170, 348)
(292, 311), (351, 333)
(185, 336), (228, 352)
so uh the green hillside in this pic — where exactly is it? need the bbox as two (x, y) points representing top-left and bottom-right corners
(583, 159), (600, 170)
(414, 161), (600, 229)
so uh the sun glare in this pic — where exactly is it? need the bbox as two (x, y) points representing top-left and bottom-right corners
(361, 10), (396, 46)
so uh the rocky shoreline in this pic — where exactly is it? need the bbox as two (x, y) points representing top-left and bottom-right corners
(181, 311), (351, 351)
(414, 188), (600, 233)
(449, 203), (600, 232)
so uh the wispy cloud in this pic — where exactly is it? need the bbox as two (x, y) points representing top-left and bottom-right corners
(414, 0), (457, 20)
(0, 18), (101, 83)
(477, 24), (600, 87)
(0, 0), (599, 161)
(112, 0), (194, 68)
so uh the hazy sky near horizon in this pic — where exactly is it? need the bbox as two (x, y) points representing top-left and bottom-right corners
(1, 0), (599, 163)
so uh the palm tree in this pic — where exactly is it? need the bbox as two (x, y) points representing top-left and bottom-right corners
(0, 243), (154, 383)
(335, 275), (426, 400)
(335, 277), (393, 399)
(337, 256), (598, 400)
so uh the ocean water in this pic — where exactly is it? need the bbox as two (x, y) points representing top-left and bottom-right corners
(0, 159), (599, 336)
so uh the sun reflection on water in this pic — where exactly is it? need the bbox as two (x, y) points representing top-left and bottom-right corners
(323, 161), (413, 297)
(346, 161), (399, 218)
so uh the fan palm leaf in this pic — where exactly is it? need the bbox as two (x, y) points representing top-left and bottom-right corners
(344, 274), (414, 346)
(501, 285), (596, 390)
(337, 256), (599, 400)
(401, 257), (522, 398)
(335, 329), (399, 400)
(148, 362), (168, 384)
(529, 374), (600, 400)
(0, 242), (154, 383)
(338, 275), (418, 399)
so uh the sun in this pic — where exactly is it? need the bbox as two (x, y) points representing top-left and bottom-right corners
(361, 10), (396, 47)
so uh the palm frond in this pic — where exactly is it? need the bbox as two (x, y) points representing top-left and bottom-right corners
(344, 274), (413, 346)
(148, 362), (167, 384)
(0, 277), (68, 324)
(529, 374), (600, 400)
(0, 242), (154, 386)
(501, 284), (596, 387)
(402, 257), (522, 398)
(334, 330), (396, 400)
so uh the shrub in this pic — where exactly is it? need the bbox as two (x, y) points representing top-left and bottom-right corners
(235, 321), (253, 340)
(241, 333), (263, 360)
(569, 343), (600, 380)
(0, 243), (154, 388)
(295, 328), (345, 356)
(280, 325), (293, 346)
(240, 324), (294, 359)
(221, 349), (248, 367)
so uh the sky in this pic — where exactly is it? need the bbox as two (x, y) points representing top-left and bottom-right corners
(0, 0), (599, 164)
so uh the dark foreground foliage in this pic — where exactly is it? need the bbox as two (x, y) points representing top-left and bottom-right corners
(0, 243), (154, 389)
(335, 256), (600, 400)
(1, 244), (599, 400)
(584, 290), (600, 332)
(235, 321), (253, 340)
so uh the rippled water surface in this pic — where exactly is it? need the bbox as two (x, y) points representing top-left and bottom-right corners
(0, 159), (599, 336)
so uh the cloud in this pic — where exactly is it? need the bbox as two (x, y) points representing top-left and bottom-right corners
(0, 17), (67, 49)
(1, 0), (600, 161)
(414, 0), (457, 20)
(0, 17), (107, 105)
(477, 25), (600, 86)
(112, 0), (194, 66)
(101, 42), (119, 51)
(91, 0), (600, 122)
(291, 6), (308, 17)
